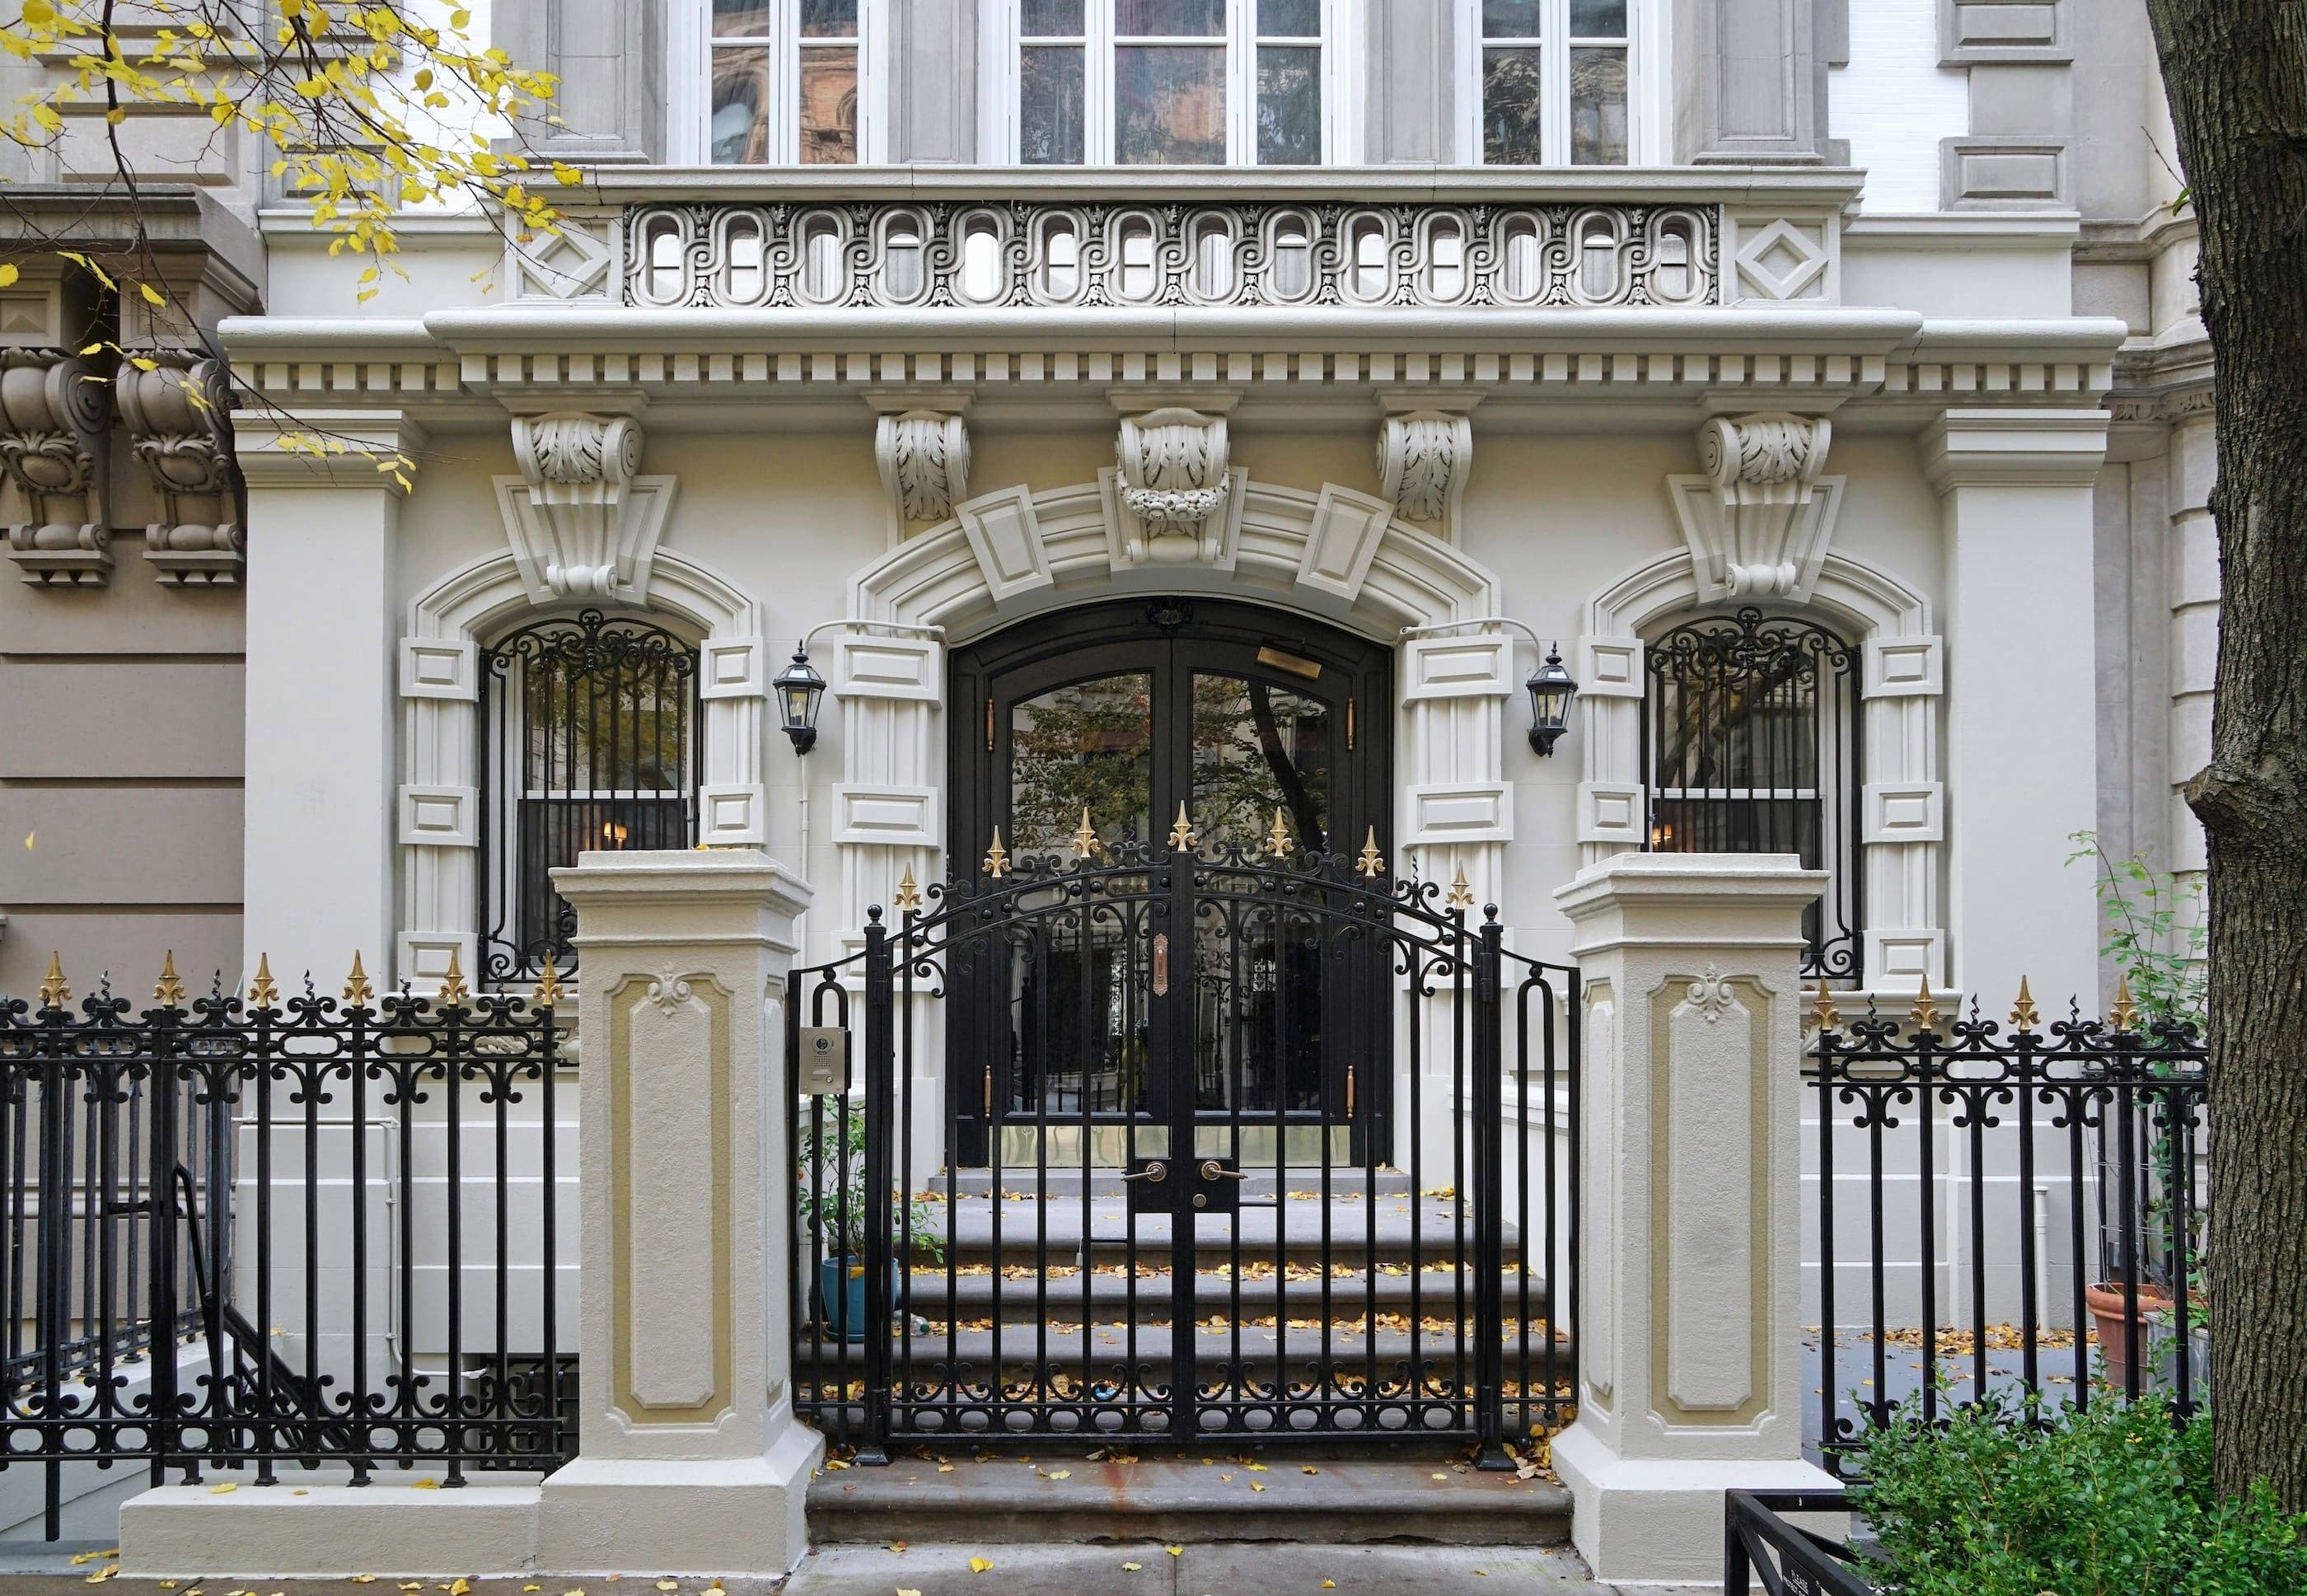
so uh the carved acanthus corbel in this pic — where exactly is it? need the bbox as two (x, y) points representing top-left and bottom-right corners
(1668, 411), (1842, 604)
(503, 410), (665, 602)
(116, 354), (245, 587)
(873, 404), (971, 527)
(1, 349), (110, 586)
(1375, 400), (1476, 528)
(1115, 406), (1230, 562)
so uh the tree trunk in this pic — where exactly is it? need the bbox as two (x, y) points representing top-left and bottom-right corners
(2144, 0), (2307, 1511)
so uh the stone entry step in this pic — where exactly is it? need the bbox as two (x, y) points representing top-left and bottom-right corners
(800, 1318), (1576, 1373)
(934, 1167), (1418, 1198)
(807, 1451), (1573, 1547)
(895, 1261), (1546, 1314)
(922, 1191), (1534, 1268)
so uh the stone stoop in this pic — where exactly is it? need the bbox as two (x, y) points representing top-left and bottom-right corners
(806, 1453), (1574, 1547)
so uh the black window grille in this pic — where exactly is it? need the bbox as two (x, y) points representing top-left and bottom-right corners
(478, 609), (701, 985)
(1641, 606), (1861, 979)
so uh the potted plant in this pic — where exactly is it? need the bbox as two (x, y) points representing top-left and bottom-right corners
(796, 1101), (943, 1341)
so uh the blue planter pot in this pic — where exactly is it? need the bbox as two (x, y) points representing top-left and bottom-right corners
(819, 1255), (902, 1342)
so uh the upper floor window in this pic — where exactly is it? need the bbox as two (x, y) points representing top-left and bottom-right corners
(1468, 0), (1633, 166)
(709, 0), (873, 166)
(1010, 0), (1329, 166)
(1641, 608), (1860, 979)
(478, 611), (702, 984)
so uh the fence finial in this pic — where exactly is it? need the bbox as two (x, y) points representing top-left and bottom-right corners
(2010, 975), (2040, 1031)
(1168, 802), (1197, 854)
(1907, 973), (1942, 1032)
(437, 945), (469, 1007)
(38, 951), (68, 1009)
(2110, 971), (2141, 1032)
(153, 950), (185, 1006)
(1266, 807), (1294, 859)
(1809, 978), (1841, 1032)
(248, 952), (279, 1007)
(344, 950), (374, 1005)
(984, 826), (1009, 878)
(532, 951), (564, 1008)
(1356, 826), (1386, 879)
(1073, 807), (1105, 863)
(894, 866), (922, 912)
(1448, 865), (1474, 912)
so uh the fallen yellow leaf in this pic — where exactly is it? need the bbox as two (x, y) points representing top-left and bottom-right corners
(451, 1581), (471, 1596)
(350, 1580), (376, 1586)
(937, 1463), (956, 1473)
(898, 1589), (922, 1596)
(1166, 1547), (1185, 1557)
(1301, 1465), (1320, 1475)
(1322, 1583), (1336, 1589)
(968, 1558), (994, 1574)
(1049, 1468), (1070, 1480)
(211, 1482), (238, 1495)
(411, 1478), (441, 1490)
(657, 1584), (677, 1592)
(1121, 1563), (1142, 1572)
(1250, 1482), (1266, 1493)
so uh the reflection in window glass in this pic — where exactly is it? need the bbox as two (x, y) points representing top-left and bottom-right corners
(1483, 0), (1542, 31)
(1570, 0), (1626, 33)
(799, 47), (859, 163)
(1481, 47), (1542, 165)
(1191, 674), (1330, 853)
(1256, 45), (1321, 164)
(713, 0), (772, 36)
(1117, 0), (1227, 35)
(1570, 47), (1627, 165)
(1116, 44), (1225, 163)
(709, 44), (770, 165)
(1025, 0), (1087, 29)
(1259, 0), (1319, 31)
(1022, 44), (1087, 162)
(801, 0), (858, 35)
(1010, 673), (1154, 859)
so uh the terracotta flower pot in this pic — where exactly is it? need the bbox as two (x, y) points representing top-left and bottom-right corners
(2085, 1280), (2173, 1389)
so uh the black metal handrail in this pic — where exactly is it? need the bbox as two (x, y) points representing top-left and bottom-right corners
(1725, 1491), (1874, 1595)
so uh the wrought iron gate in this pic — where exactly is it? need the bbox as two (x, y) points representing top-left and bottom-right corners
(788, 834), (1578, 1459)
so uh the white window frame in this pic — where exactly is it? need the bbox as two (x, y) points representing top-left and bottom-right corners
(984, 0), (1341, 166)
(1454, 0), (1653, 166)
(672, 0), (890, 166)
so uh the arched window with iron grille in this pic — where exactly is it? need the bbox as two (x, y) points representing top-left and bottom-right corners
(477, 610), (702, 985)
(1641, 606), (1861, 979)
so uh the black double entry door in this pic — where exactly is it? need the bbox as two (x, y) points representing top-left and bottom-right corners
(946, 600), (1394, 1173)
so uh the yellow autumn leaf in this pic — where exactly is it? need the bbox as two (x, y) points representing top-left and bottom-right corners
(449, 1581), (471, 1596)
(1048, 1468), (1070, 1480)
(210, 1481), (237, 1494)
(1165, 1547), (1184, 1557)
(350, 1580), (376, 1585)
(0, 264), (16, 288)
(897, 1590), (922, 1596)
(656, 1584), (677, 1591)
(1120, 1563), (1142, 1573)
(410, 1477), (441, 1489)
(138, 281), (166, 307)
(1322, 1584), (1336, 1590)
(967, 1559), (993, 1575)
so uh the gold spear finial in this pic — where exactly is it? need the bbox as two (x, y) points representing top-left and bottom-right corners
(894, 866), (922, 912)
(248, 952), (279, 1007)
(1809, 978), (1841, 1032)
(1073, 807), (1105, 863)
(1266, 806), (1293, 859)
(532, 951), (564, 1008)
(2110, 971), (2141, 1031)
(153, 950), (185, 1006)
(1168, 802), (1197, 853)
(1448, 865), (1474, 912)
(436, 945), (469, 1007)
(2010, 975), (2041, 1031)
(343, 950), (374, 1005)
(39, 952), (68, 1009)
(1907, 973), (1942, 1032)
(983, 826), (1010, 879)
(1355, 826), (1386, 879)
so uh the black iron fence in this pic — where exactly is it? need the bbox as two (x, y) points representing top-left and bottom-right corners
(1724, 1491), (1872, 1595)
(1809, 982), (2207, 1477)
(0, 952), (574, 1537)
(788, 840), (1579, 1460)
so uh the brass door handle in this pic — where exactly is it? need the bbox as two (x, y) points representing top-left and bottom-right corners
(1199, 1160), (1247, 1182)
(1122, 1161), (1168, 1183)
(1152, 932), (1169, 996)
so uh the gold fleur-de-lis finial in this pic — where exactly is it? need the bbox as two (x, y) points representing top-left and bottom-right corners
(1907, 974), (1942, 1032)
(1809, 979), (1841, 1032)
(153, 950), (185, 1006)
(436, 945), (469, 1007)
(2010, 975), (2041, 1031)
(2110, 971), (2141, 1031)
(39, 951), (68, 1009)
(248, 952), (279, 1007)
(532, 952), (564, 1008)
(1355, 826), (1386, 879)
(343, 950), (374, 1005)
(1266, 807), (1293, 859)
(894, 867), (922, 912)
(1448, 866), (1474, 912)
(1073, 807), (1105, 863)
(984, 826), (1010, 879)
(1168, 803), (1197, 853)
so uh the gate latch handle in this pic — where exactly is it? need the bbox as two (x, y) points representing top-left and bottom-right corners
(1122, 1160), (1168, 1184)
(1199, 1160), (1247, 1182)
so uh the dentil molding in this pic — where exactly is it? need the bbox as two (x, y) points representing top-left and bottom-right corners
(1, 349), (111, 587)
(497, 410), (676, 606)
(1666, 410), (1843, 605)
(117, 354), (246, 587)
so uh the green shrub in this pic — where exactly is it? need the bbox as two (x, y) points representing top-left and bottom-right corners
(1850, 1392), (2306, 1595)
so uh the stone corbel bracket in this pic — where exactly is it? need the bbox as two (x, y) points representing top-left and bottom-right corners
(1, 349), (110, 586)
(868, 391), (971, 537)
(1108, 393), (1238, 566)
(497, 410), (676, 606)
(1666, 410), (1843, 604)
(1375, 391), (1481, 533)
(117, 354), (246, 587)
